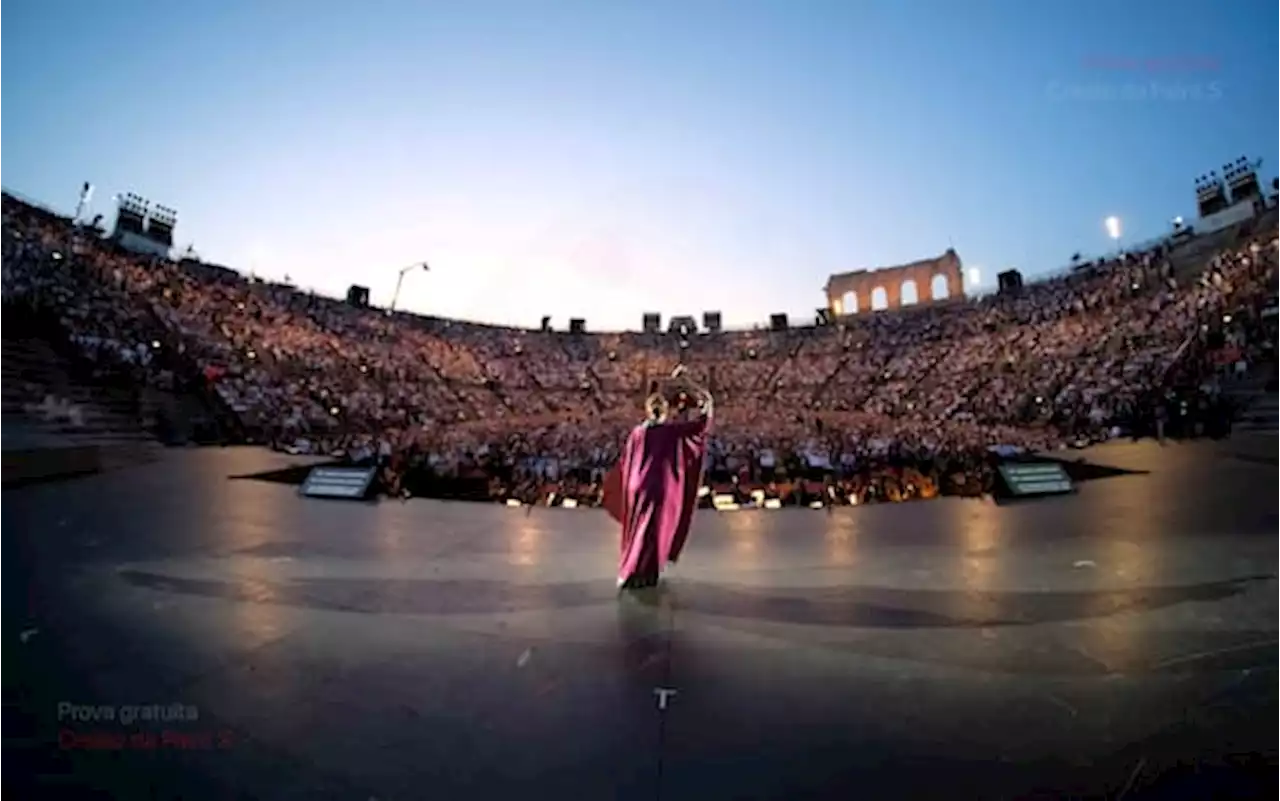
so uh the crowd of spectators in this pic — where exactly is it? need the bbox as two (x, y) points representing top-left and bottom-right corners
(2, 193), (1275, 506)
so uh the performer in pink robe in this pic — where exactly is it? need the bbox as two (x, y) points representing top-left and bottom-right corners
(607, 367), (713, 590)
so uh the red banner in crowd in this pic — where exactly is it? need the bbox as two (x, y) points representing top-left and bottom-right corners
(1212, 346), (1241, 365)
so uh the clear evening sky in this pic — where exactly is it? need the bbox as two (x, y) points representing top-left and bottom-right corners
(3, 0), (1276, 330)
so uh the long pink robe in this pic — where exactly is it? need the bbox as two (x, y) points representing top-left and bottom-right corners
(608, 410), (712, 587)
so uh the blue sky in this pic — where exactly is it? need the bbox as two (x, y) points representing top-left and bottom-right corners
(3, 0), (1276, 330)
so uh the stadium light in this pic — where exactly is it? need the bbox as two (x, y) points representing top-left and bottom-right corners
(389, 261), (430, 312)
(1104, 216), (1122, 242)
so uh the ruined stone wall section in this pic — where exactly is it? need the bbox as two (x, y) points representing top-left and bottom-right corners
(825, 250), (964, 316)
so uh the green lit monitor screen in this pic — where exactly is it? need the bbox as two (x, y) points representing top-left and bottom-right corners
(300, 466), (378, 499)
(997, 463), (1073, 496)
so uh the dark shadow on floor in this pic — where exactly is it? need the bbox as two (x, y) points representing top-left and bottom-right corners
(229, 461), (340, 484)
(1041, 455), (1147, 481)
(115, 568), (1272, 632)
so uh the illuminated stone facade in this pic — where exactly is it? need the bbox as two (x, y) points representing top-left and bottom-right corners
(825, 249), (964, 316)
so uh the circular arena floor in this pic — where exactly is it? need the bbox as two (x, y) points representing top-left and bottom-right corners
(5, 442), (1277, 800)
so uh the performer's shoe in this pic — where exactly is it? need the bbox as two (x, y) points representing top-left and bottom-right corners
(619, 574), (660, 591)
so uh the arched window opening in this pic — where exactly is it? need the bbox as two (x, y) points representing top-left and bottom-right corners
(840, 290), (858, 314)
(870, 286), (888, 311)
(930, 274), (949, 300)
(900, 279), (919, 306)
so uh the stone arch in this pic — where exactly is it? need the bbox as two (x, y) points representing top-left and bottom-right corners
(930, 274), (949, 300)
(900, 279), (919, 306)
(870, 286), (888, 311)
(825, 249), (964, 316)
(840, 290), (858, 315)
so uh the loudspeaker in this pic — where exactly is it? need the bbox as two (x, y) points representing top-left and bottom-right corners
(540, 315), (551, 332)
(702, 311), (722, 333)
(642, 313), (661, 333)
(668, 315), (696, 335)
(769, 313), (788, 331)
(997, 270), (1023, 295)
(569, 318), (585, 334)
(347, 285), (370, 308)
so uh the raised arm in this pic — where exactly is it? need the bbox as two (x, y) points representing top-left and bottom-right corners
(669, 365), (713, 412)
(690, 383), (714, 418)
(667, 366), (713, 437)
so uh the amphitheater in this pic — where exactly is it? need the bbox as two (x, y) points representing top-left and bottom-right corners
(3, 189), (1275, 491)
(3, 189), (1277, 800)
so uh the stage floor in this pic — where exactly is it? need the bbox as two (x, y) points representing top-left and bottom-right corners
(4, 442), (1277, 800)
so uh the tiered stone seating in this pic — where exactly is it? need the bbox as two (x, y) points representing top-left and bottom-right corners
(1, 335), (156, 448)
